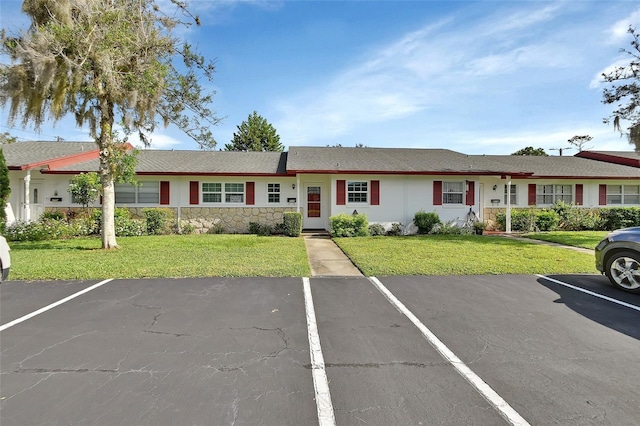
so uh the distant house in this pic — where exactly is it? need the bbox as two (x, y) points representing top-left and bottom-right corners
(3, 142), (639, 233)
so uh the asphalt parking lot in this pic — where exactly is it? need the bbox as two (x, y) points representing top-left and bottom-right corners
(1, 274), (639, 425)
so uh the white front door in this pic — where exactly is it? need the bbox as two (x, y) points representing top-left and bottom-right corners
(304, 184), (326, 229)
(29, 181), (44, 221)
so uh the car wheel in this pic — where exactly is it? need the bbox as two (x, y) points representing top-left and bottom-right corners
(605, 251), (640, 294)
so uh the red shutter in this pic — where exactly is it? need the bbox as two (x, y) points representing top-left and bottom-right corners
(371, 180), (380, 205)
(528, 184), (537, 206)
(189, 181), (199, 205)
(337, 180), (346, 205)
(465, 181), (475, 206)
(599, 184), (607, 205)
(433, 181), (442, 206)
(246, 182), (255, 205)
(575, 184), (583, 206)
(160, 181), (170, 205)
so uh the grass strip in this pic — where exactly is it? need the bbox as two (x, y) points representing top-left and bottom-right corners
(523, 231), (608, 250)
(10, 234), (310, 280)
(334, 235), (597, 276)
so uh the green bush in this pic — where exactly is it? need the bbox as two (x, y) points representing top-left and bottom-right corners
(207, 223), (225, 234)
(413, 211), (440, 234)
(93, 208), (145, 237)
(283, 212), (303, 237)
(143, 208), (174, 235)
(330, 213), (368, 237)
(551, 201), (603, 231)
(387, 223), (403, 236)
(430, 222), (462, 235)
(248, 221), (273, 236)
(495, 209), (537, 232)
(600, 207), (640, 230)
(368, 223), (386, 236)
(41, 210), (66, 221)
(534, 210), (560, 231)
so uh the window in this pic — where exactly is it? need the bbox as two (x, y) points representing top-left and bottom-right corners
(536, 185), (572, 205)
(201, 183), (245, 203)
(504, 184), (516, 205)
(115, 182), (159, 204)
(225, 183), (244, 203)
(347, 181), (368, 203)
(607, 185), (640, 205)
(202, 183), (222, 203)
(443, 181), (464, 204)
(268, 183), (280, 203)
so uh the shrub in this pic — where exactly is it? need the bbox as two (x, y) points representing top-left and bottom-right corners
(430, 222), (462, 235)
(495, 209), (537, 232)
(207, 223), (225, 234)
(551, 201), (602, 231)
(368, 223), (386, 236)
(41, 210), (66, 221)
(283, 212), (303, 237)
(175, 221), (196, 235)
(534, 210), (560, 231)
(248, 221), (273, 236)
(387, 222), (403, 236)
(143, 208), (174, 235)
(93, 208), (145, 237)
(600, 207), (640, 230)
(330, 213), (368, 237)
(413, 211), (440, 234)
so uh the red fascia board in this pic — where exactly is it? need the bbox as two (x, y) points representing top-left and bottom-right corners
(511, 175), (639, 180)
(286, 169), (533, 177)
(576, 152), (640, 168)
(19, 148), (101, 171)
(43, 170), (288, 177)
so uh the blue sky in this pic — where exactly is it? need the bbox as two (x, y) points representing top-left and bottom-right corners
(1, 0), (639, 155)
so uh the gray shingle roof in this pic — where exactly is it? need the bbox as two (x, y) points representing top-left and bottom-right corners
(286, 146), (518, 174)
(51, 149), (288, 175)
(2, 141), (97, 169)
(469, 155), (640, 178)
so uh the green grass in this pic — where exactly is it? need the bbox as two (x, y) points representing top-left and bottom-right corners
(523, 231), (608, 250)
(334, 235), (596, 276)
(9, 234), (310, 280)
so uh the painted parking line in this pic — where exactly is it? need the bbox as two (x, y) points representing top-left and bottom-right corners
(537, 275), (640, 312)
(302, 277), (336, 426)
(368, 276), (531, 426)
(0, 279), (113, 332)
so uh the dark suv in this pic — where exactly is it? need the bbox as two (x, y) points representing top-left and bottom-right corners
(595, 227), (640, 294)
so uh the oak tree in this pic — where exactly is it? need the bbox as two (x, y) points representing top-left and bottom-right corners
(0, 0), (220, 248)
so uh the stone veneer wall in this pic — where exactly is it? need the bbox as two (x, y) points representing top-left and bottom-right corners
(46, 206), (299, 234)
(180, 207), (299, 233)
(483, 207), (505, 230)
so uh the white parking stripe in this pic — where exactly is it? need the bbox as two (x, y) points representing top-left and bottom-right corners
(537, 275), (640, 312)
(0, 279), (113, 332)
(368, 277), (531, 426)
(302, 277), (336, 426)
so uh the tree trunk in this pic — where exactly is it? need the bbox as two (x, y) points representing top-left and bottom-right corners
(98, 98), (118, 249)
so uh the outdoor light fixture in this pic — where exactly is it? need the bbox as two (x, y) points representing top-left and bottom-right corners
(493, 185), (498, 190)
(292, 183), (296, 190)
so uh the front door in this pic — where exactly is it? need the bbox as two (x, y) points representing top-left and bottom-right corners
(29, 181), (44, 222)
(304, 184), (325, 229)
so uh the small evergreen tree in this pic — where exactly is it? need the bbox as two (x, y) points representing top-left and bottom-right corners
(225, 111), (283, 152)
(0, 149), (10, 230)
(68, 172), (101, 212)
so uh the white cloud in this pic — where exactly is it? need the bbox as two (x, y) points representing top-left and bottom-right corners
(606, 8), (640, 44)
(274, 2), (577, 146)
(589, 58), (630, 89)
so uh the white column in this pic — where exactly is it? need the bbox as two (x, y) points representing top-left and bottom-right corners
(24, 171), (31, 222)
(296, 176), (301, 213)
(506, 175), (512, 233)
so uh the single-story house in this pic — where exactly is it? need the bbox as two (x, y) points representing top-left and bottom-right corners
(3, 142), (639, 233)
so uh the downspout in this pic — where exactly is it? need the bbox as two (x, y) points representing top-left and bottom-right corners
(296, 175), (301, 213)
(24, 171), (31, 222)
(506, 175), (512, 234)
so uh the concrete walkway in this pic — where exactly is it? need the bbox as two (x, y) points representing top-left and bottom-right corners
(303, 232), (363, 277)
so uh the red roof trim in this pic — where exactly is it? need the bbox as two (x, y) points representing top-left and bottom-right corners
(285, 170), (533, 177)
(42, 171), (288, 176)
(576, 151), (640, 168)
(18, 148), (101, 171)
(510, 175), (639, 180)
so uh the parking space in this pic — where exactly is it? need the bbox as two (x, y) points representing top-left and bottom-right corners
(1, 274), (639, 425)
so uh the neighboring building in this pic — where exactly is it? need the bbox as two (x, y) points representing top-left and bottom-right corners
(3, 142), (639, 233)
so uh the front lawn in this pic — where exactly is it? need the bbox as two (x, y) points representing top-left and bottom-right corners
(523, 231), (608, 250)
(9, 234), (310, 280)
(334, 235), (596, 276)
